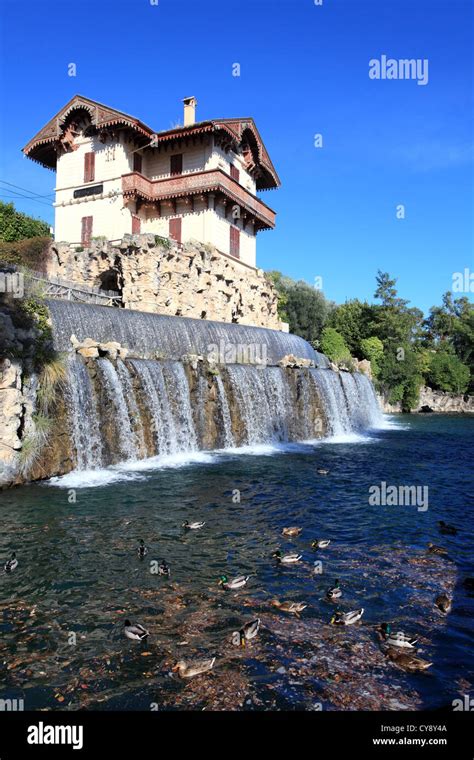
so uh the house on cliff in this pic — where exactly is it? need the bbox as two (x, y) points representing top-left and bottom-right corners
(22, 95), (280, 268)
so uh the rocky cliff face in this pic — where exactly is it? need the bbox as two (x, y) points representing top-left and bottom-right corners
(377, 386), (474, 414)
(48, 235), (284, 330)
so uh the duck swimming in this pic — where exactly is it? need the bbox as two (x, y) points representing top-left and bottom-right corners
(124, 620), (149, 641)
(330, 608), (364, 625)
(218, 574), (250, 590)
(272, 550), (302, 564)
(326, 579), (342, 600)
(137, 540), (148, 559)
(271, 600), (307, 616)
(312, 539), (330, 549)
(379, 623), (418, 649)
(4, 552), (18, 574)
(232, 619), (261, 647)
(158, 560), (170, 577)
(182, 521), (205, 530)
(427, 542), (448, 556)
(317, 469), (329, 475)
(386, 649), (432, 672)
(282, 527), (302, 538)
(435, 593), (452, 613)
(438, 521), (458, 536)
(172, 658), (215, 678)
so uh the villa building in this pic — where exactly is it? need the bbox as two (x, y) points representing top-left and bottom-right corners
(23, 95), (280, 268)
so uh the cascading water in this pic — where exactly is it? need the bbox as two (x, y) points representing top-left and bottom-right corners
(51, 302), (383, 476)
(96, 359), (139, 461)
(214, 373), (235, 448)
(66, 356), (103, 469)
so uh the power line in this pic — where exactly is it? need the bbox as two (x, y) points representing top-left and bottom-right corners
(0, 187), (53, 208)
(0, 179), (55, 198)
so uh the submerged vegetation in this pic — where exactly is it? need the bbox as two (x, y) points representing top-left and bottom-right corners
(268, 270), (473, 410)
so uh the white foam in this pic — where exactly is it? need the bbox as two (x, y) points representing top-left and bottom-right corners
(115, 450), (216, 471)
(47, 468), (147, 489)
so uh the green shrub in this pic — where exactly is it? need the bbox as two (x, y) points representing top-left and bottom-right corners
(320, 327), (352, 364)
(426, 351), (470, 394)
(360, 336), (384, 377)
(0, 202), (50, 242)
(0, 236), (50, 271)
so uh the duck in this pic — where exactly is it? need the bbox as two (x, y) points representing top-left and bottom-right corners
(232, 619), (261, 647)
(282, 527), (302, 538)
(379, 623), (418, 649)
(317, 469), (329, 475)
(272, 550), (302, 564)
(137, 539), (148, 559)
(427, 542), (448, 556)
(435, 593), (452, 614)
(218, 574), (249, 590)
(158, 560), (170, 577)
(172, 657), (215, 678)
(326, 578), (342, 600)
(4, 552), (18, 574)
(182, 520), (205, 530)
(271, 600), (307, 616)
(330, 608), (364, 625)
(124, 620), (149, 641)
(386, 649), (432, 672)
(438, 520), (458, 536)
(312, 539), (330, 549)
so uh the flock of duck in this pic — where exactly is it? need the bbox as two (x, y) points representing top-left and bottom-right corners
(2, 515), (465, 683)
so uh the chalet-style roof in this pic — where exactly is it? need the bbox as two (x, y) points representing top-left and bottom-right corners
(22, 95), (280, 190)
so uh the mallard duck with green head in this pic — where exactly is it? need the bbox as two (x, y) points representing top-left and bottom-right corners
(326, 579), (342, 600)
(312, 539), (330, 549)
(379, 623), (418, 649)
(218, 574), (249, 590)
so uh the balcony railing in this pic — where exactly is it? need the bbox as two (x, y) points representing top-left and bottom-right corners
(122, 169), (276, 229)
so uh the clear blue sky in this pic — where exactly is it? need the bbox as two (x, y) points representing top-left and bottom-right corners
(0, 0), (472, 313)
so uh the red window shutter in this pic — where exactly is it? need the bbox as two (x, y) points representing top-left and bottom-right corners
(230, 165), (240, 183)
(81, 216), (93, 246)
(169, 217), (182, 243)
(170, 154), (183, 175)
(133, 153), (142, 173)
(230, 226), (240, 258)
(132, 215), (141, 234)
(84, 152), (95, 182)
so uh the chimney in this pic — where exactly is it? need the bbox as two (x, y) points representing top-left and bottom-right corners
(183, 96), (197, 127)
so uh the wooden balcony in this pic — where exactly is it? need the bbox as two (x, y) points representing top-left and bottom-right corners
(122, 168), (276, 230)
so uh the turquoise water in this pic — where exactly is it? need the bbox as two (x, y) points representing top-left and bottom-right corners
(0, 415), (473, 710)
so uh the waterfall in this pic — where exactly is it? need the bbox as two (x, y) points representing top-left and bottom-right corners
(49, 302), (384, 476)
(310, 369), (352, 436)
(96, 359), (139, 461)
(66, 356), (103, 469)
(115, 359), (146, 456)
(215, 373), (235, 448)
(46, 299), (329, 367)
(311, 369), (382, 435)
(130, 359), (178, 455)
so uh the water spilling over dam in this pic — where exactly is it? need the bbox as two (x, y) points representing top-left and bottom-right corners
(45, 301), (383, 474)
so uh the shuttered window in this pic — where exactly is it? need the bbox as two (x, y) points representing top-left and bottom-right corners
(170, 154), (183, 175)
(132, 215), (141, 234)
(133, 153), (142, 173)
(169, 217), (182, 243)
(230, 225), (240, 258)
(84, 152), (95, 183)
(81, 216), (93, 246)
(230, 165), (240, 183)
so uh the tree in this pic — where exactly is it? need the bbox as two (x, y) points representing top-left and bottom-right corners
(266, 271), (333, 344)
(320, 327), (352, 364)
(0, 202), (50, 242)
(359, 336), (384, 377)
(427, 352), (470, 394)
(327, 299), (372, 356)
